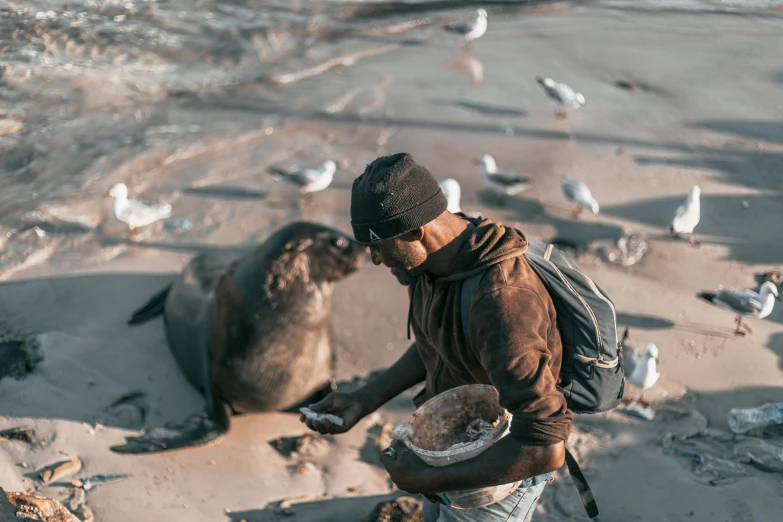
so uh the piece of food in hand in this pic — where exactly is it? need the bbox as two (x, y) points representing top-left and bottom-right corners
(300, 407), (345, 427)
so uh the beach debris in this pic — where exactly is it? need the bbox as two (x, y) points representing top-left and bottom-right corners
(615, 80), (638, 91)
(727, 402), (783, 434)
(362, 496), (423, 522)
(163, 217), (192, 232)
(272, 433), (331, 459)
(733, 437), (783, 472)
(38, 458), (82, 484)
(696, 281), (779, 336)
(0, 333), (44, 382)
(444, 9), (487, 51)
(536, 77), (586, 119)
(105, 391), (149, 429)
(300, 407), (345, 427)
(105, 183), (173, 241)
(376, 422), (394, 451)
(666, 185), (701, 247)
(4, 491), (80, 522)
(559, 177), (599, 218)
(439, 178), (462, 214)
(67, 489), (94, 522)
(662, 435), (748, 485)
(606, 233), (648, 267)
(655, 404), (708, 440)
(287, 461), (319, 476)
(475, 154), (533, 206)
(0, 426), (36, 444)
(620, 404), (655, 420)
(620, 329), (660, 407)
(71, 473), (129, 491)
(268, 160), (336, 195)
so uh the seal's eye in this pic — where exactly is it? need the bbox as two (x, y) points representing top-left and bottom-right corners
(332, 237), (348, 249)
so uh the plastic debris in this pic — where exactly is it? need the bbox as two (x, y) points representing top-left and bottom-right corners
(662, 435), (748, 484)
(607, 234), (648, 267)
(733, 438), (783, 472)
(299, 407), (344, 427)
(71, 474), (129, 491)
(163, 217), (192, 232)
(727, 403), (783, 434)
(4, 490), (80, 522)
(621, 404), (656, 420)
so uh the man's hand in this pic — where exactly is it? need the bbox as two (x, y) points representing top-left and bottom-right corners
(299, 392), (368, 434)
(379, 440), (437, 495)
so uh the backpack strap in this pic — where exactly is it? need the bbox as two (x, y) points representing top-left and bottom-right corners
(565, 448), (600, 518)
(458, 267), (601, 520)
(459, 272), (485, 347)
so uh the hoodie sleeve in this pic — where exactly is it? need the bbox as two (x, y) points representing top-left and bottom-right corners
(468, 285), (573, 445)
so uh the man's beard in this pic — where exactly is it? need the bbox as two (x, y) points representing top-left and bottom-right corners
(390, 267), (417, 286)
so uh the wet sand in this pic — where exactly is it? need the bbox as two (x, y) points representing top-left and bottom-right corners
(2, 3), (783, 521)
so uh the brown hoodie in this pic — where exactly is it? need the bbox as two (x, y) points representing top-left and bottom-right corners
(408, 216), (573, 445)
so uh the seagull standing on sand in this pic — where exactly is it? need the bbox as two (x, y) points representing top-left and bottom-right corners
(697, 281), (779, 336)
(268, 160), (336, 195)
(536, 77), (586, 119)
(559, 176), (599, 218)
(667, 185), (701, 247)
(621, 328), (661, 407)
(439, 178), (462, 214)
(475, 154), (533, 206)
(107, 183), (172, 240)
(444, 9), (487, 51)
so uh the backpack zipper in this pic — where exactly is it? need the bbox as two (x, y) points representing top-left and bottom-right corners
(530, 257), (602, 351)
(432, 359), (444, 394)
(573, 271), (619, 350)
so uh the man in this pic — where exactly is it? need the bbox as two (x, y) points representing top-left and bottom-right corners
(300, 153), (573, 521)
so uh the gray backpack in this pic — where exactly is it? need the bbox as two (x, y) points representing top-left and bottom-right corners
(459, 236), (625, 519)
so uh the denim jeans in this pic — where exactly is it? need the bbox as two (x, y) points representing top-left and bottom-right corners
(422, 472), (553, 522)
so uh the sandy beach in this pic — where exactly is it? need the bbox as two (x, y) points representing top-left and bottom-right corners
(2, 1), (783, 520)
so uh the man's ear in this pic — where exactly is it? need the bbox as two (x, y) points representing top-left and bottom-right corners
(400, 228), (424, 242)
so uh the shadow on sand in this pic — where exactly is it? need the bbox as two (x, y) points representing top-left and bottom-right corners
(602, 193), (783, 264)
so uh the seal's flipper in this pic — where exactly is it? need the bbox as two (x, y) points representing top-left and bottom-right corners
(110, 400), (230, 455)
(127, 285), (172, 325)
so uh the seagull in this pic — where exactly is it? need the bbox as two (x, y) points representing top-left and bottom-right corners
(621, 328), (661, 407)
(559, 176), (599, 218)
(444, 8), (487, 51)
(475, 154), (533, 206)
(697, 281), (779, 336)
(439, 178), (462, 214)
(667, 185), (701, 247)
(268, 160), (336, 195)
(536, 77), (585, 119)
(106, 183), (172, 240)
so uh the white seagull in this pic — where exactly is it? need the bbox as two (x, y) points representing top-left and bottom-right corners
(559, 176), (599, 218)
(444, 9), (487, 50)
(106, 183), (172, 240)
(536, 76), (586, 119)
(439, 178), (462, 214)
(667, 185), (701, 247)
(269, 160), (336, 195)
(621, 328), (661, 407)
(475, 154), (533, 206)
(697, 281), (779, 336)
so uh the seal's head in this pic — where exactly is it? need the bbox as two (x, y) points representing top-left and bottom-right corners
(264, 222), (366, 299)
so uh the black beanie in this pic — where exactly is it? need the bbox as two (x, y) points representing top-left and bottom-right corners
(351, 153), (447, 243)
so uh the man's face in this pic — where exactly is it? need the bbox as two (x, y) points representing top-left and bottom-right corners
(367, 235), (427, 286)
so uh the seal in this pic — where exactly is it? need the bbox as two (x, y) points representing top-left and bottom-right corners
(111, 221), (366, 454)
